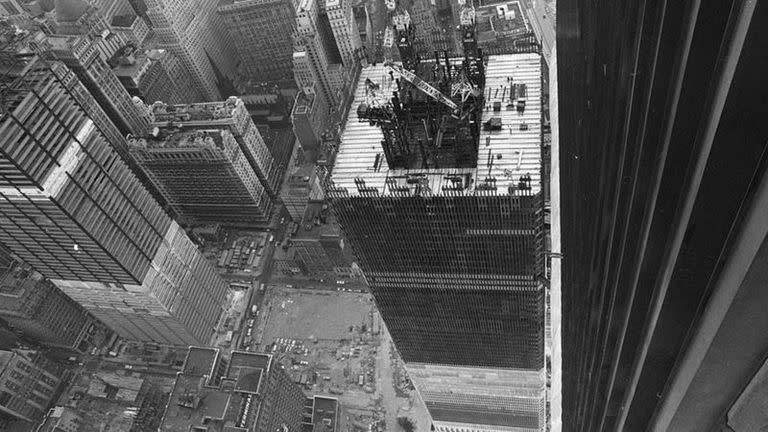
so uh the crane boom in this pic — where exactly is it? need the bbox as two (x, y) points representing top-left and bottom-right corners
(385, 61), (459, 112)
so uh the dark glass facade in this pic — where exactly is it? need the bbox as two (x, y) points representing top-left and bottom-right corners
(558, 0), (768, 430)
(330, 192), (545, 370)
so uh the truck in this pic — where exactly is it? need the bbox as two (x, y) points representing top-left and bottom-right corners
(259, 283), (266, 293)
(251, 305), (258, 315)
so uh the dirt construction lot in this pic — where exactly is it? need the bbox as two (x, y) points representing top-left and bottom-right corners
(262, 289), (373, 342)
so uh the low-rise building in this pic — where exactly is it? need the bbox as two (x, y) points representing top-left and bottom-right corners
(301, 395), (339, 432)
(0, 350), (68, 426)
(160, 347), (305, 431)
(37, 406), (83, 432)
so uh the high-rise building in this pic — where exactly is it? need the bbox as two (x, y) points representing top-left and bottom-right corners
(329, 52), (546, 431)
(280, 148), (325, 222)
(111, 46), (184, 105)
(144, 0), (239, 101)
(44, 32), (152, 138)
(324, 0), (362, 68)
(160, 347), (306, 431)
(292, 84), (331, 152)
(0, 254), (115, 354)
(0, 349), (68, 425)
(0, 56), (227, 345)
(558, 1), (768, 431)
(217, 0), (298, 88)
(109, 12), (151, 46)
(294, 0), (347, 106)
(128, 98), (278, 227)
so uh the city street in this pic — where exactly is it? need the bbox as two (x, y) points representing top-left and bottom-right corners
(525, 0), (556, 62)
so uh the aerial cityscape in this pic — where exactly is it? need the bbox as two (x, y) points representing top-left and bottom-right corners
(1, 0), (767, 432)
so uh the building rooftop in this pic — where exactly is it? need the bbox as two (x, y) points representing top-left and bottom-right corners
(110, 13), (137, 28)
(128, 129), (229, 151)
(332, 53), (542, 197)
(311, 396), (338, 432)
(161, 348), (276, 432)
(150, 97), (245, 125)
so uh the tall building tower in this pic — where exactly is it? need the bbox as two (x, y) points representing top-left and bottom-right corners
(161, 348), (306, 431)
(558, 1), (768, 431)
(324, 0), (362, 68)
(294, 0), (345, 106)
(0, 56), (227, 345)
(291, 83), (331, 152)
(144, 0), (239, 101)
(128, 98), (278, 227)
(44, 33), (152, 138)
(217, 0), (298, 89)
(329, 52), (546, 431)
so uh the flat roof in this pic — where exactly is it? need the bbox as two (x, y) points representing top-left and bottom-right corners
(332, 53), (542, 197)
(312, 396), (338, 432)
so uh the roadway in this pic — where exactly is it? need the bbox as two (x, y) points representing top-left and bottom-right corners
(524, 0), (556, 63)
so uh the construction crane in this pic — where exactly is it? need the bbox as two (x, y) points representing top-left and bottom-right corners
(385, 60), (460, 114)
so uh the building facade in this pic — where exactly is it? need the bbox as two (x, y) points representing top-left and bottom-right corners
(324, 0), (362, 69)
(144, 0), (239, 101)
(128, 104), (276, 227)
(0, 256), (115, 354)
(217, 0), (298, 88)
(0, 350), (67, 425)
(329, 54), (546, 430)
(291, 84), (331, 152)
(111, 47), (184, 105)
(293, 0), (343, 106)
(44, 32), (151, 138)
(558, 1), (768, 431)
(0, 56), (227, 345)
(144, 97), (281, 201)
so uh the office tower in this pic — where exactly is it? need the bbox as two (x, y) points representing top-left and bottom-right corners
(161, 348), (305, 431)
(0, 349), (68, 425)
(144, 0), (239, 101)
(0, 255), (115, 354)
(324, 0), (362, 68)
(109, 12), (151, 46)
(0, 56), (227, 345)
(292, 84), (331, 152)
(44, 32), (152, 138)
(128, 98), (278, 227)
(329, 50), (546, 430)
(294, 0), (346, 106)
(217, 0), (298, 89)
(281, 149), (325, 222)
(558, 1), (768, 431)
(111, 46), (184, 105)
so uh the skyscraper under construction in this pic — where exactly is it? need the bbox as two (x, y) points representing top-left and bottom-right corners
(328, 2), (547, 429)
(0, 54), (227, 345)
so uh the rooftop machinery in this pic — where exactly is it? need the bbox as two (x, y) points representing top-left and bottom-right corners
(357, 0), (485, 170)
